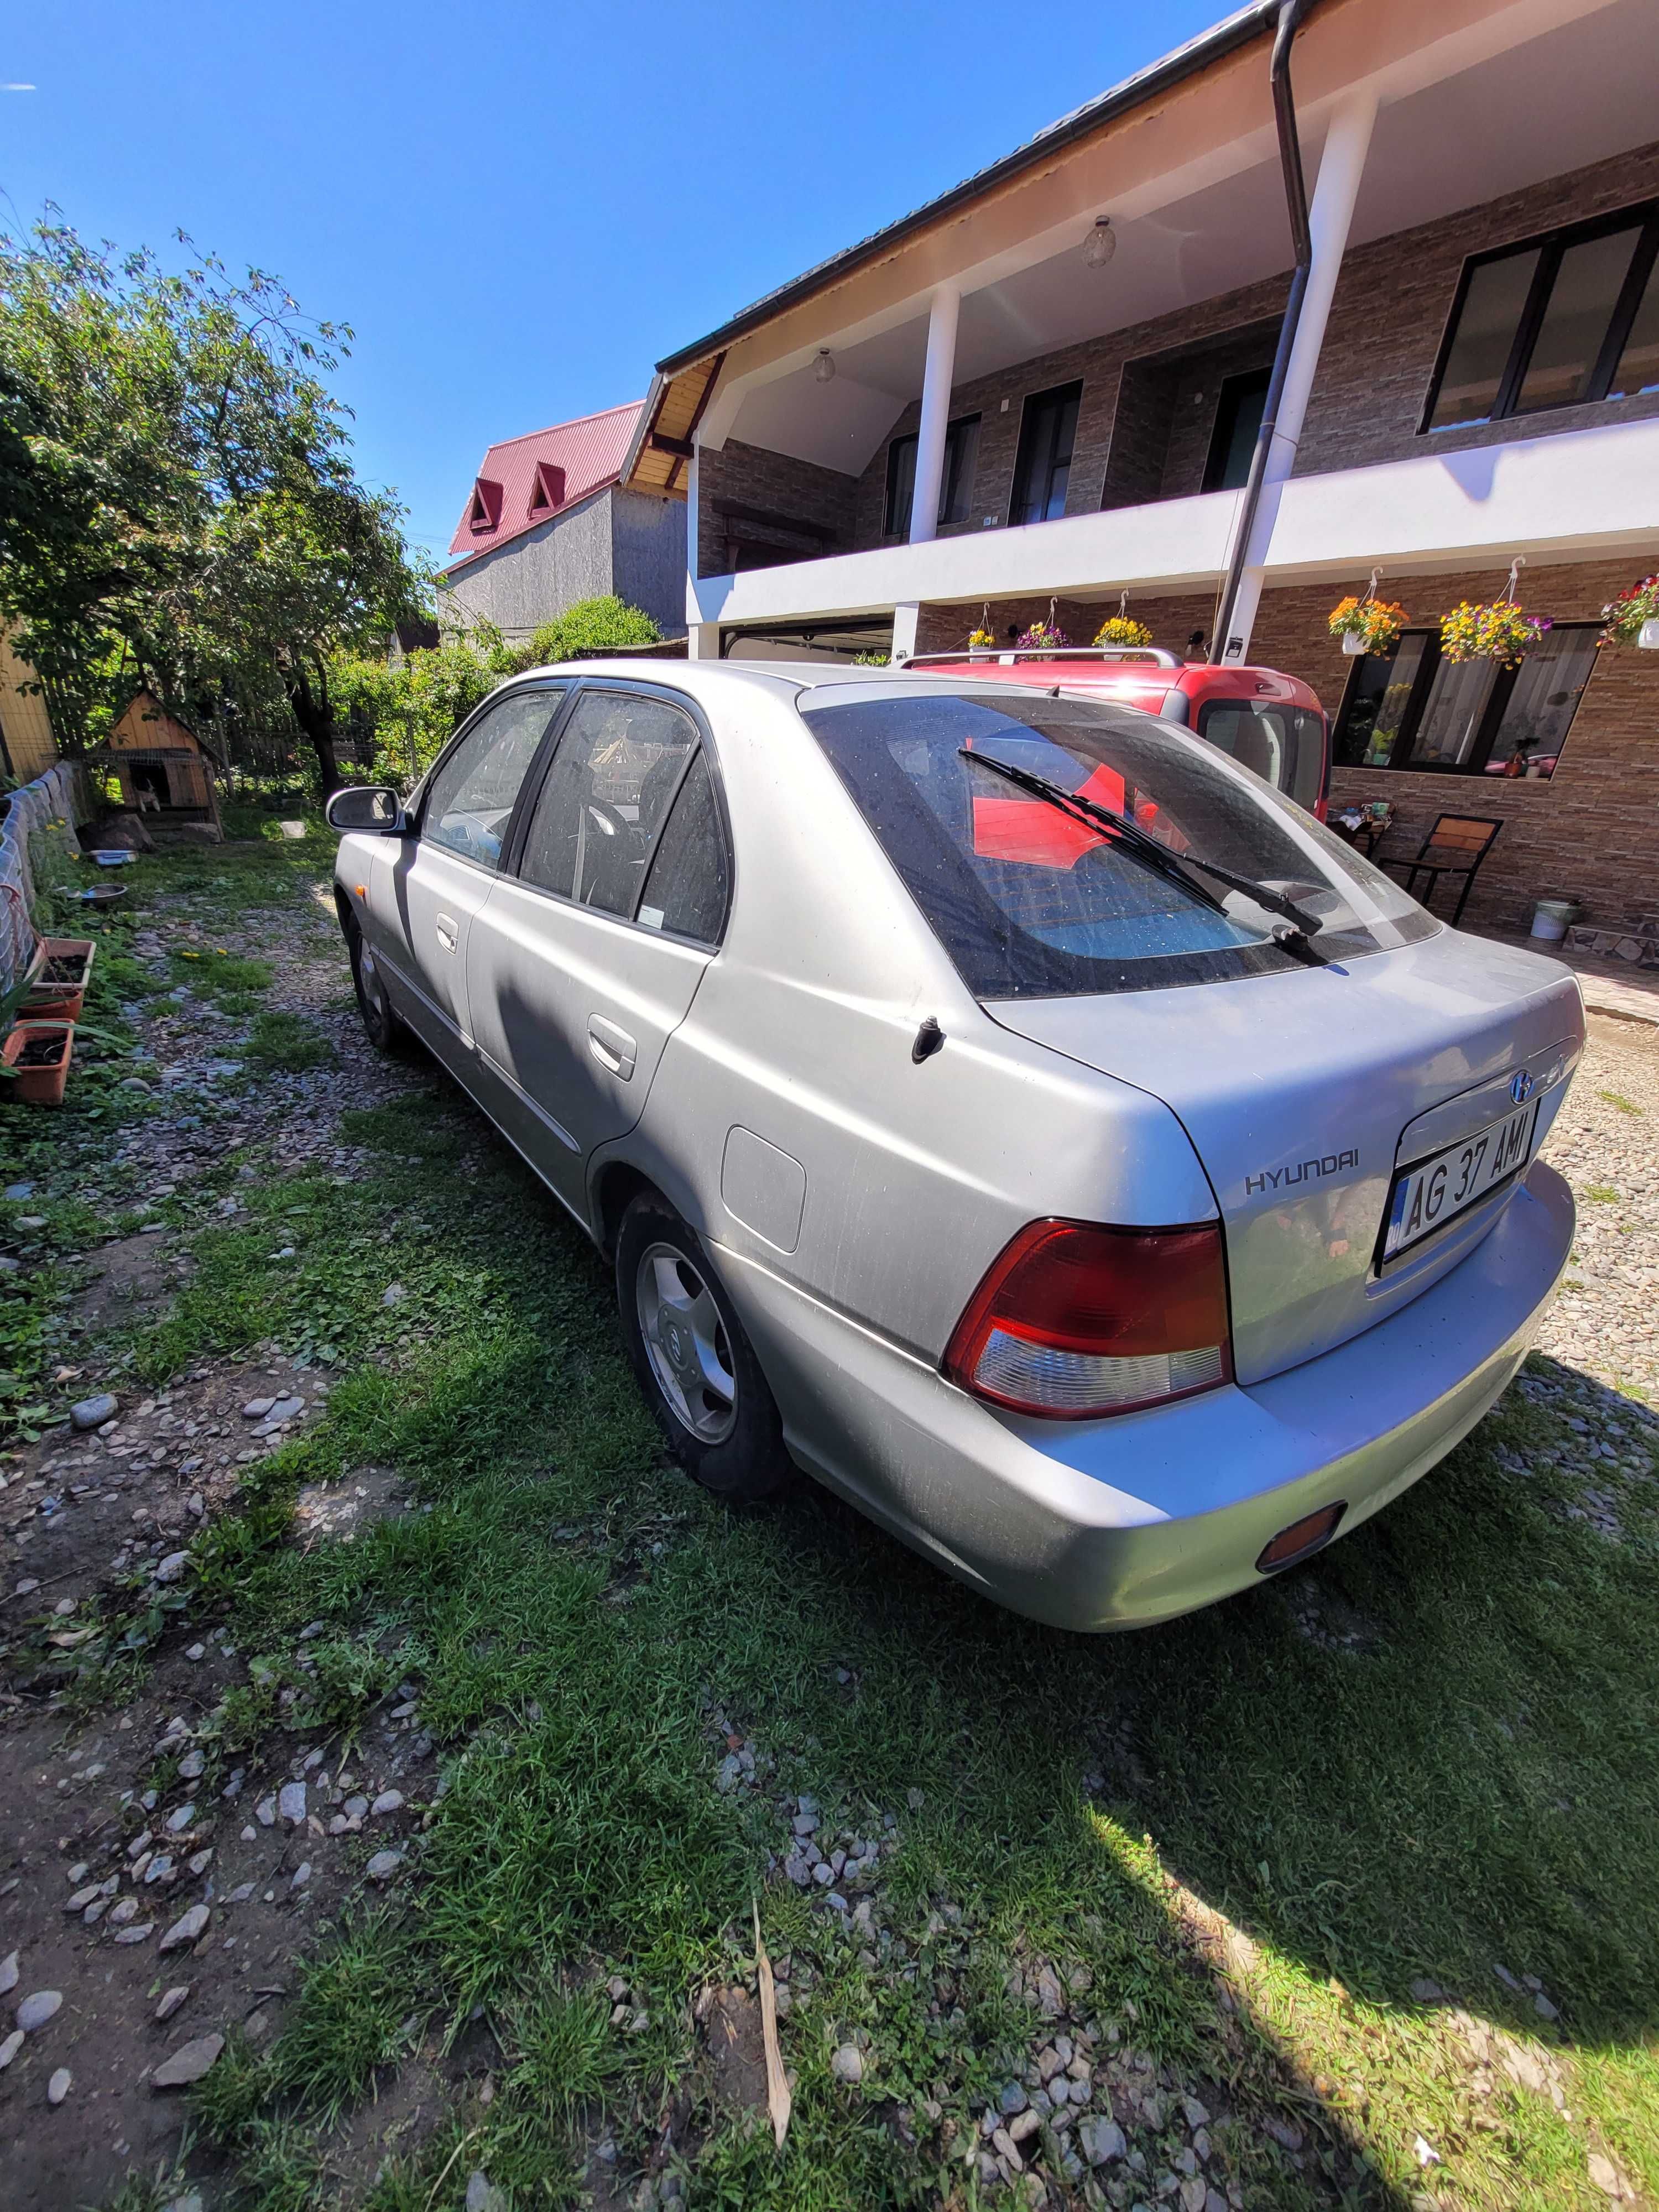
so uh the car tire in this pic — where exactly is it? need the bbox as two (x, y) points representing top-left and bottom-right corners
(615, 1192), (789, 1501)
(347, 922), (409, 1056)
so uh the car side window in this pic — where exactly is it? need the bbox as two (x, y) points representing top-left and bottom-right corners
(422, 688), (565, 870)
(637, 752), (730, 945)
(518, 690), (701, 919)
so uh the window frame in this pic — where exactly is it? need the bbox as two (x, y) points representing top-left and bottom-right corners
(414, 680), (573, 877)
(1331, 623), (1601, 778)
(1421, 199), (1659, 433)
(881, 413), (983, 538)
(499, 676), (736, 948)
(1009, 380), (1083, 528)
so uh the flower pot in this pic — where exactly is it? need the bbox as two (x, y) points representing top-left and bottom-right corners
(1640, 616), (1659, 650)
(1340, 629), (1368, 655)
(22, 937), (95, 1022)
(3, 1020), (74, 1105)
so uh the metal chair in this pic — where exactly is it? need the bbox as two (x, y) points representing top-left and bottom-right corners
(1382, 813), (1502, 926)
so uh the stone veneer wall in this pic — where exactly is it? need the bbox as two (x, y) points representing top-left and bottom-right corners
(916, 556), (1659, 937)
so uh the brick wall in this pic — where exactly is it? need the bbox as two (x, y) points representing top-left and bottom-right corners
(712, 138), (1659, 572)
(1250, 558), (1659, 936)
(695, 439), (859, 578)
(1297, 140), (1659, 475)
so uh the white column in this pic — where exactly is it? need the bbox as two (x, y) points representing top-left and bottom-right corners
(891, 603), (921, 661)
(1221, 85), (1378, 662)
(909, 286), (961, 545)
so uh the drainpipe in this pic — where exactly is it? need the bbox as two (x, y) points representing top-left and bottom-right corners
(1209, 0), (1314, 664)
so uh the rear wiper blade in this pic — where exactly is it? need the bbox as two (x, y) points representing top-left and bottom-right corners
(959, 747), (1328, 952)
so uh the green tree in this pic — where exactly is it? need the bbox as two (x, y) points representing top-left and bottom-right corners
(0, 217), (426, 790)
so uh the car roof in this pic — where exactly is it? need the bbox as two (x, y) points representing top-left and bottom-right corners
(502, 658), (1058, 701)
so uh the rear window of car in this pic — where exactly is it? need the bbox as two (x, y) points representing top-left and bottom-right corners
(797, 687), (1435, 1000)
(1197, 698), (1326, 813)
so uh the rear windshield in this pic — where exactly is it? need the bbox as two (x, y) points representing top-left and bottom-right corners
(798, 687), (1436, 999)
(1197, 699), (1326, 813)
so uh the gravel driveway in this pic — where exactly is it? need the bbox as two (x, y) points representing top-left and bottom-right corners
(1535, 1013), (1659, 1402)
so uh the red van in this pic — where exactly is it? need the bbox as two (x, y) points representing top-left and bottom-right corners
(902, 648), (1331, 818)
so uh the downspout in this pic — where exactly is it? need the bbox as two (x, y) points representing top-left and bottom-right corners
(1209, 0), (1314, 664)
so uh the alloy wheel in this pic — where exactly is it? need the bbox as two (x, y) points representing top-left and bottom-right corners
(635, 1241), (738, 1444)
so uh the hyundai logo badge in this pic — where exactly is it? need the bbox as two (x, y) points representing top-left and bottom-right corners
(1510, 1069), (1534, 1105)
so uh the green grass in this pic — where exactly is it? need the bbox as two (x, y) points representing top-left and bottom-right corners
(27, 834), (1659, 2212)
(1583, 1185), (1620, 1204)
(245, 1009), (335, 1072)
(1597, 1091), (1642, 1116)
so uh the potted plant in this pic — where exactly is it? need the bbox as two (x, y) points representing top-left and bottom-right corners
(1441, 559), (1549, 667)
(967, 606), (997, 660)
(1328, 592), (1409, 656)
(1093, 614), (1154, 649)
(1600, 572), (1659, 650)
(1016, 600), (1070, 651)
(2, 1019), (74, 1106)
(22, 937), (96, 1022)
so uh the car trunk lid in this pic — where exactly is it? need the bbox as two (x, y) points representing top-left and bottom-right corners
(986, 929), (1583, 1385)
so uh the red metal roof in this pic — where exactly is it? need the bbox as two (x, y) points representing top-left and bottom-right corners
(446, 400), (643, 566)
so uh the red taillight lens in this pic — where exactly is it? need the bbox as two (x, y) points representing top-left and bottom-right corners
(943, 1218), (1232, 1420)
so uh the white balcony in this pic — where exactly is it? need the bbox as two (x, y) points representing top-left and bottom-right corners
(690, 415), (1659, 632)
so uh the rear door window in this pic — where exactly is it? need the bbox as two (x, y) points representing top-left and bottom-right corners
(1197, 700), (1326, 812)
(799, 687), (1431, 1000)
(517, 688), (702, 920)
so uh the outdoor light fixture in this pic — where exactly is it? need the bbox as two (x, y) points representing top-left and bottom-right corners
(1083, 217), (1117, 269)
(813, 348), (836, 384)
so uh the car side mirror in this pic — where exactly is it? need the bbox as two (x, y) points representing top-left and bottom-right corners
(325, 785), (408, 834)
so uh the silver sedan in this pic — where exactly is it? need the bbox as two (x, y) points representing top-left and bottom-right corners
(327, 661), (1581, 1630)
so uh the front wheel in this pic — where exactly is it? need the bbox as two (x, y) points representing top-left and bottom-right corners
(615, 1192), (788, 1500)
(348, 926), (408, 1056)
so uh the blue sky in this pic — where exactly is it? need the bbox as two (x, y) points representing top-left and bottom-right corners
(2, 2), (1222, 568)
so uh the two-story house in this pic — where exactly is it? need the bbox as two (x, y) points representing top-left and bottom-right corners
(620, 0), (1659, 935)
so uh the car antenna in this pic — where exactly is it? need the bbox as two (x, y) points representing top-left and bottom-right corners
(912, 1017), (945, 1063)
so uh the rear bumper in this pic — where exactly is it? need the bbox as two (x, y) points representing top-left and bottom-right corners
(719, 1160), (1574, 1631)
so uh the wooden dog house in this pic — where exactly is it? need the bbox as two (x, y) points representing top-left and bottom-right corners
(90, 694), (222, 832)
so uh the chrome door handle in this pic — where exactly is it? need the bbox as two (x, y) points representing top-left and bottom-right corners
(435, 913), (458, 954)
(587, 1015), (637, 1079)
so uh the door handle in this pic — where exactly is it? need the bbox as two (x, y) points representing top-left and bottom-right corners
(435, 912), (458, 954)
(587, 1014), (637, 1079)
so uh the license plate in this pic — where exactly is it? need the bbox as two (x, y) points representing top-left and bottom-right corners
(1381, 1099), (1540, 1262)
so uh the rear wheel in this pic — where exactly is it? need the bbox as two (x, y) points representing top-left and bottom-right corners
(348, 925), (407, 1056)
(615, 1192), (787, 1500)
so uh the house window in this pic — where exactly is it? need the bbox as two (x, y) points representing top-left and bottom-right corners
(883, 415), (982, 536)
(1333, 624), (1599, 781)
(1009, 382), (1082, 526)
(1423, 202), (1659, 431)
(1202, 367), (1272, 491)
(527, 461), (565, 517)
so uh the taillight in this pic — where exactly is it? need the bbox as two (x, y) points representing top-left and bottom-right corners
(943, 1218), (1232, 1420)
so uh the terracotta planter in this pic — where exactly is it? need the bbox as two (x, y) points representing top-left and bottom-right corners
(22, 937), (95, 1022)
(3, 1020), (74, 1105)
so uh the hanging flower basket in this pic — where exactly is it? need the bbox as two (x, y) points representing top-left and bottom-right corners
(1328, 594), (1408, 656)
(967, 608), (998, 659)
(1439, 598), (1550, 668)
(1015, 621), (1070, 650)
(1600, 572), (1659, 649)
(1092, 615), (1154, 649)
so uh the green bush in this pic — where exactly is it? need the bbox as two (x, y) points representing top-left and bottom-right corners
(528, 594), (660, 665)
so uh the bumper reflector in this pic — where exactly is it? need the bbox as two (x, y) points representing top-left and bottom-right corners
(1256, 1501), (1347, 1574)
